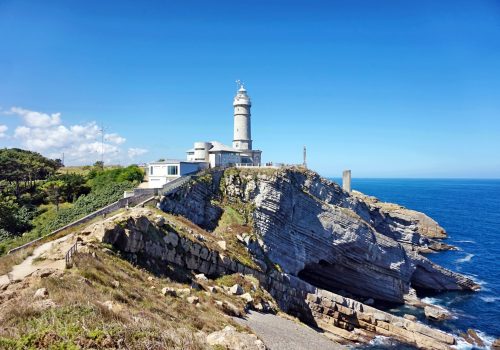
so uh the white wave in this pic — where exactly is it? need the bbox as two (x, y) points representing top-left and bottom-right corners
(476, 330), (496, 348)
(464, 274), (487, 287)
(453, 338), (475, 350)
(369, 335), (391, 345)
(456, 253), (474, 263)
(454, 240), (476, 244)
(421, 297), (442, 305)
(453, 329), (496, 350)
(480, 296), (500, 303)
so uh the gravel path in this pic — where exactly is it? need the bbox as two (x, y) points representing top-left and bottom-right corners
(234, 311), (345, 350)
(0, 234), (72, 287)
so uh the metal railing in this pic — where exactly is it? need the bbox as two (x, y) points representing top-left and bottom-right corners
(65, 241), (79, 268)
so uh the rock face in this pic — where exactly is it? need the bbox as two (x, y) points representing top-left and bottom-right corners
(80, 209), (459, 349)
(159, 167), (479, 303)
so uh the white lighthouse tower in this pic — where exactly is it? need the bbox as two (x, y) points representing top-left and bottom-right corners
(233, 80), (252, 151)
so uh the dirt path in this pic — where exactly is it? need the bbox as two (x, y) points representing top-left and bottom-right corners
(234, 311), (345, 350)
(0, 234), (73, 287)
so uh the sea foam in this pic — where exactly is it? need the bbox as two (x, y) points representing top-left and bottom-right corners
(456, 253), (474, 263)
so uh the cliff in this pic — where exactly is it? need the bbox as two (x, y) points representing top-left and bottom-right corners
(159, 167), (478, 303)
(79, 207), (460, 349)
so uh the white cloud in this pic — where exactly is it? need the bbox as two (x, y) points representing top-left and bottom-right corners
(7, 106), (147, 165)
(0, 124), (7, 138)
(7, 107), (61, 128)
(128, 148), (148, 158)
(105, 133), (126, 145)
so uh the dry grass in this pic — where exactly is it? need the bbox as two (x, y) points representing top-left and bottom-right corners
(0, 247), (247, 349)
(0, 247), (35, 276)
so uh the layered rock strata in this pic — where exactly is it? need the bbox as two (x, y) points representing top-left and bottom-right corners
(80, 210), (458, 349)
(159, 167), (478, 303)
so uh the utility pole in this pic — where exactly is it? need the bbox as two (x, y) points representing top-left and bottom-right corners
(100, 123), (105, 170)
(303, 145), (307, 169)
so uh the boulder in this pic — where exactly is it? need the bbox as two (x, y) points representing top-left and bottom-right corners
(161, 287), (176, 297)
(101, 300), (123, 313)
(403, 314), (417, 321)
(460, 329), (485, 348)
(240, 292), (254, 304)
(194, 273), (208, 282)
(229, 284), (243, 295)
(31, 268), (61, 279)
(34, 299), (56, 311)
(424, 305), (450, 321)
(153, 215), (165, 227)
(215, 300), (242, 317)
(217, 240), (227, 250)
(207, 325), (266, 350)
(33, 288), (49, 299)
(492, 338), (500, 349)
(187, 296), (199, 304)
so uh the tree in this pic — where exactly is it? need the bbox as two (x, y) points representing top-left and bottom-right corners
(0, 195), (33, 237)
(41, 180), (66, 211)
(55, 173), (90, 202)
(0, 148), (62, 199)
(93, 161), (104, 170)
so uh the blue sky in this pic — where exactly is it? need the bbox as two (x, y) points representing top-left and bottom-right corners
(0, 0), (499, 178)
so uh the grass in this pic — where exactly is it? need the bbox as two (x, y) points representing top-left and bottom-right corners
(0, 247), (247, 349)
(57, 165), (121, 176)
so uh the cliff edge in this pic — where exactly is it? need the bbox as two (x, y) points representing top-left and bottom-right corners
(159, 167), (478, 304)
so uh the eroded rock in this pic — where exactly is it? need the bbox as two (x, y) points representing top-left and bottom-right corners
(206, 325), (266, 350)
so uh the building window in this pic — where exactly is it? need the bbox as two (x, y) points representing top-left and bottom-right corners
(167, 165), (178, 175)
(150, 166), (154, 175)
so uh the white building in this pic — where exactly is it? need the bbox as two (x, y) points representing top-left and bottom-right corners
(187, 82), (262, 168)
(147, 82), (263, 188)
(147, 160), (207, 188)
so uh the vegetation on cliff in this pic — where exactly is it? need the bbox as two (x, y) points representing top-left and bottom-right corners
(0, 148), (144, 255)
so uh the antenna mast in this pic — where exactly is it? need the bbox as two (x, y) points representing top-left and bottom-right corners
(100, 123), (105, 169)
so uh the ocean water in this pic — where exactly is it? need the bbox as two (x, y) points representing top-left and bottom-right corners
(338, 178), (500, 348)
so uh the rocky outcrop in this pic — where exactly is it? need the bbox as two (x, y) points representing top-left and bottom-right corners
(351, 191), (456, 252)
(159, 167), (479, 303)
(207, 326), (267, 350)
(80, 209), (460, 349)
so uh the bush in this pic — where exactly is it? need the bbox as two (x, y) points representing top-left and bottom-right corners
(88, 166), (144, 189)
(38, 182), (133, 235)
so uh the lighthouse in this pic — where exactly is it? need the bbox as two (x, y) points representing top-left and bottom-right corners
(233, 81), (252, 151)
(185, 80), (262, 168)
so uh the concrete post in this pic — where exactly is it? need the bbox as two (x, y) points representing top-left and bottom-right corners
(342, 170), (351, 193)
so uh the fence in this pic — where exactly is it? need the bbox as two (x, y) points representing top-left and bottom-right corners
(65, 241), (78, 268)
(6, 171), (202, 256)
(7, 192), (153, 255)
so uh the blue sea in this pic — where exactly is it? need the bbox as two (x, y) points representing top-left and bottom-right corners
(335, 178), (500, 348)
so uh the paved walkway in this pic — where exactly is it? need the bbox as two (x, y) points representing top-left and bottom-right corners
(0, 234), (73, 287)
(234, 311), (345, 350)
